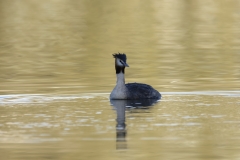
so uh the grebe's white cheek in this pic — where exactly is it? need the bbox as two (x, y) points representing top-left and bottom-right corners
(116, 59), (124, 67)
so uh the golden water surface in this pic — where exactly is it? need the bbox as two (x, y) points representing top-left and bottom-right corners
(0, 0), (240, 160)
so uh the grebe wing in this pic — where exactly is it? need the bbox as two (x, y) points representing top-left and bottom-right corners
(125, 83), (161, 99)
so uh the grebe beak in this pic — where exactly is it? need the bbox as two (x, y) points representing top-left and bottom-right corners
(124, 62), (129, 67)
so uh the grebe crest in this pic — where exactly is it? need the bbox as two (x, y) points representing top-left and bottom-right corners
(110, 53), (161, 100)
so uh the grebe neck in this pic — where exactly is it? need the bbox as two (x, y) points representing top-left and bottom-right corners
(116, 72), (125, 86)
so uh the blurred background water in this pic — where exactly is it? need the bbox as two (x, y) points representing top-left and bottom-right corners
(0, 0), (240, 160)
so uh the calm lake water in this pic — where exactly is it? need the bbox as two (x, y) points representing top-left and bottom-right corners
(0, 0), (240, 160)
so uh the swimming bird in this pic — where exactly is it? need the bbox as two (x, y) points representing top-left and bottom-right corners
(110, 53), (161, 100)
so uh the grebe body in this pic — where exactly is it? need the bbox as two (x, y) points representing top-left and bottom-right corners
(110, 53), (161, 100)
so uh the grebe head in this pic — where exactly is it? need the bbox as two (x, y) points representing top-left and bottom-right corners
(113, 53), (129, 74)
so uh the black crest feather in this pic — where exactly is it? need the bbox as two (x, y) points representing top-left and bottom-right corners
(113, 53), (127, 63)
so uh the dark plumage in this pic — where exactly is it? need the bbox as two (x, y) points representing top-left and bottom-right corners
(113, 53), (127, 63)
(126, 83), (161, 99)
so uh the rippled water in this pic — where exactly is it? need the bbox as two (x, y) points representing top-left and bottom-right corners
(0, 92), (240, 159)
(0, 0), (240, 160)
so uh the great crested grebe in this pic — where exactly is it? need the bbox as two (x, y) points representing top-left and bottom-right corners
(110, 53), (161, 100)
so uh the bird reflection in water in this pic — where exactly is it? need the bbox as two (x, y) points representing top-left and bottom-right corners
(110, 99), (160, 150)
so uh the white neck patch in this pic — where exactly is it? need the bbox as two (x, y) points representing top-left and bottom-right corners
(116, 72), (125, 86)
